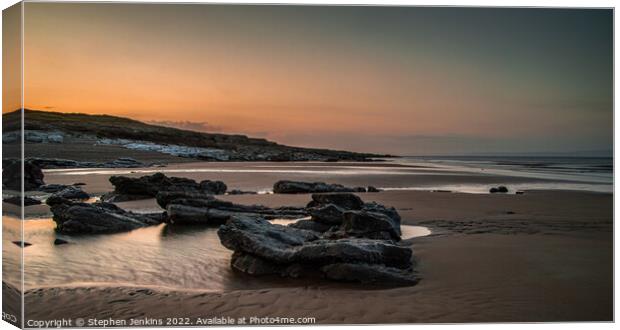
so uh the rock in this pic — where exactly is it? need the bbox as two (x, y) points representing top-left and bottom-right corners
(102, 157), (144, 168)
(155, 191), (215, 209)
(294, 238), (412, 268)
(12, 241), (32, 247)
(367, 186), (381, 192)
(230, 252), (301, 277)
(106, 173), (227, 202)
(309, 204), (346, 225)
(3, 160), (45, 190)
(200, 180), (227, 195)
(48, 186), (89, 201)
(166, 204), (230, 225)
(54, 238), (70, 245)
(49, 200), (164, 235)
(288, 219), (334, 233)
(321, 263), (418, 285)
(341, 210), (402, 241)
(218, 216), (413, 280)
(158, 190), (307, 222)
(307, 193), (364, 210)
(273, 180), (362, 194)
(38, 184), (71, 193)
(3, 196), (41, 206)
(490, 186), (509, 193)
(227, 189), (258, 195)
(516, 190), (525, 195)
(218, 217), (320, 263)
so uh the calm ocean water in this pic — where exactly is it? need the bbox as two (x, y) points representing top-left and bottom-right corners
(387, 156), (613, 193)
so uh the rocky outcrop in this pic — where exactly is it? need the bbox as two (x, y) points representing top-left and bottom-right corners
(3, 160), (45, 191)
(102, 173), (227, 202)
(273, 180), (367, 194)
(217, 193), (417, 286)
(158, 191), (308, 225)
(48, 200), (164, 235)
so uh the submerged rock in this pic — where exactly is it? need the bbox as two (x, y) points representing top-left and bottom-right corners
(53, 238), (70, 245)
(273, 180), (366, 194)
(49, 200), (164, 235)
(12, 241), (32, 248)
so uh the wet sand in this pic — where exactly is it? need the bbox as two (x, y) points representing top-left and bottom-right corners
(4, 161), (612, 323)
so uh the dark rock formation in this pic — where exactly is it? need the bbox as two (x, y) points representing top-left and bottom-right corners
(341, 210), (402, 241)
(308, 204), (346, 225)
(227, 189), (258, 195)
(159, 191), (308, 225)
(102, 173), (227, 202)
(48, 200), (164, 235)
(490, 186), (509, 193)
(54, 238), (70, 245)
(367, 186), (381, 192)
(218, 217), (415, 284)
(217, 193), (417, 286)
(307, 193), (364, 210)
(48, 186), (90, 201)
(3, 160), (44, 190)
(273, 180), (367, 194)
(3, 196), (41, 206)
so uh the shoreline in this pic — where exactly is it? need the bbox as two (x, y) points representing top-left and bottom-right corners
(5, 161), (613, 323)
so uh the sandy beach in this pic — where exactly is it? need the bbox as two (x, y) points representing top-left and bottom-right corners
(2, 160), (612, 324)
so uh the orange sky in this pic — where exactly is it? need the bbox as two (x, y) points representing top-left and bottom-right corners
(3, 3), (613, 155)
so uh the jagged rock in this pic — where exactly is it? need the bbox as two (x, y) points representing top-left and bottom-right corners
(288, 219), (334, 233)
(273, 180), (363, 194)
(307, 193), (364, 210)
(218, 217), (320, 263)
(341, 210), (402, 241)
(105, 173), (227, 202)
(321, 263), (418, 285)
(49, 201), (164, 235)
(490, 186), (509, 193)
(309, 204), (346, 225)
(3, 160), (44, 190)
(367, 186), (381, 192)
(217, 194), (416, 286)
(218, 217), (413, 273)
(3, 196), (41, 206)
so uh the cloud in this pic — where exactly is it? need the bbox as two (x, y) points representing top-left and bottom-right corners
(148, 120), (223, 133)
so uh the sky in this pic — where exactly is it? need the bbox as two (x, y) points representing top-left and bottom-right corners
(4, 3), (613, 155)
